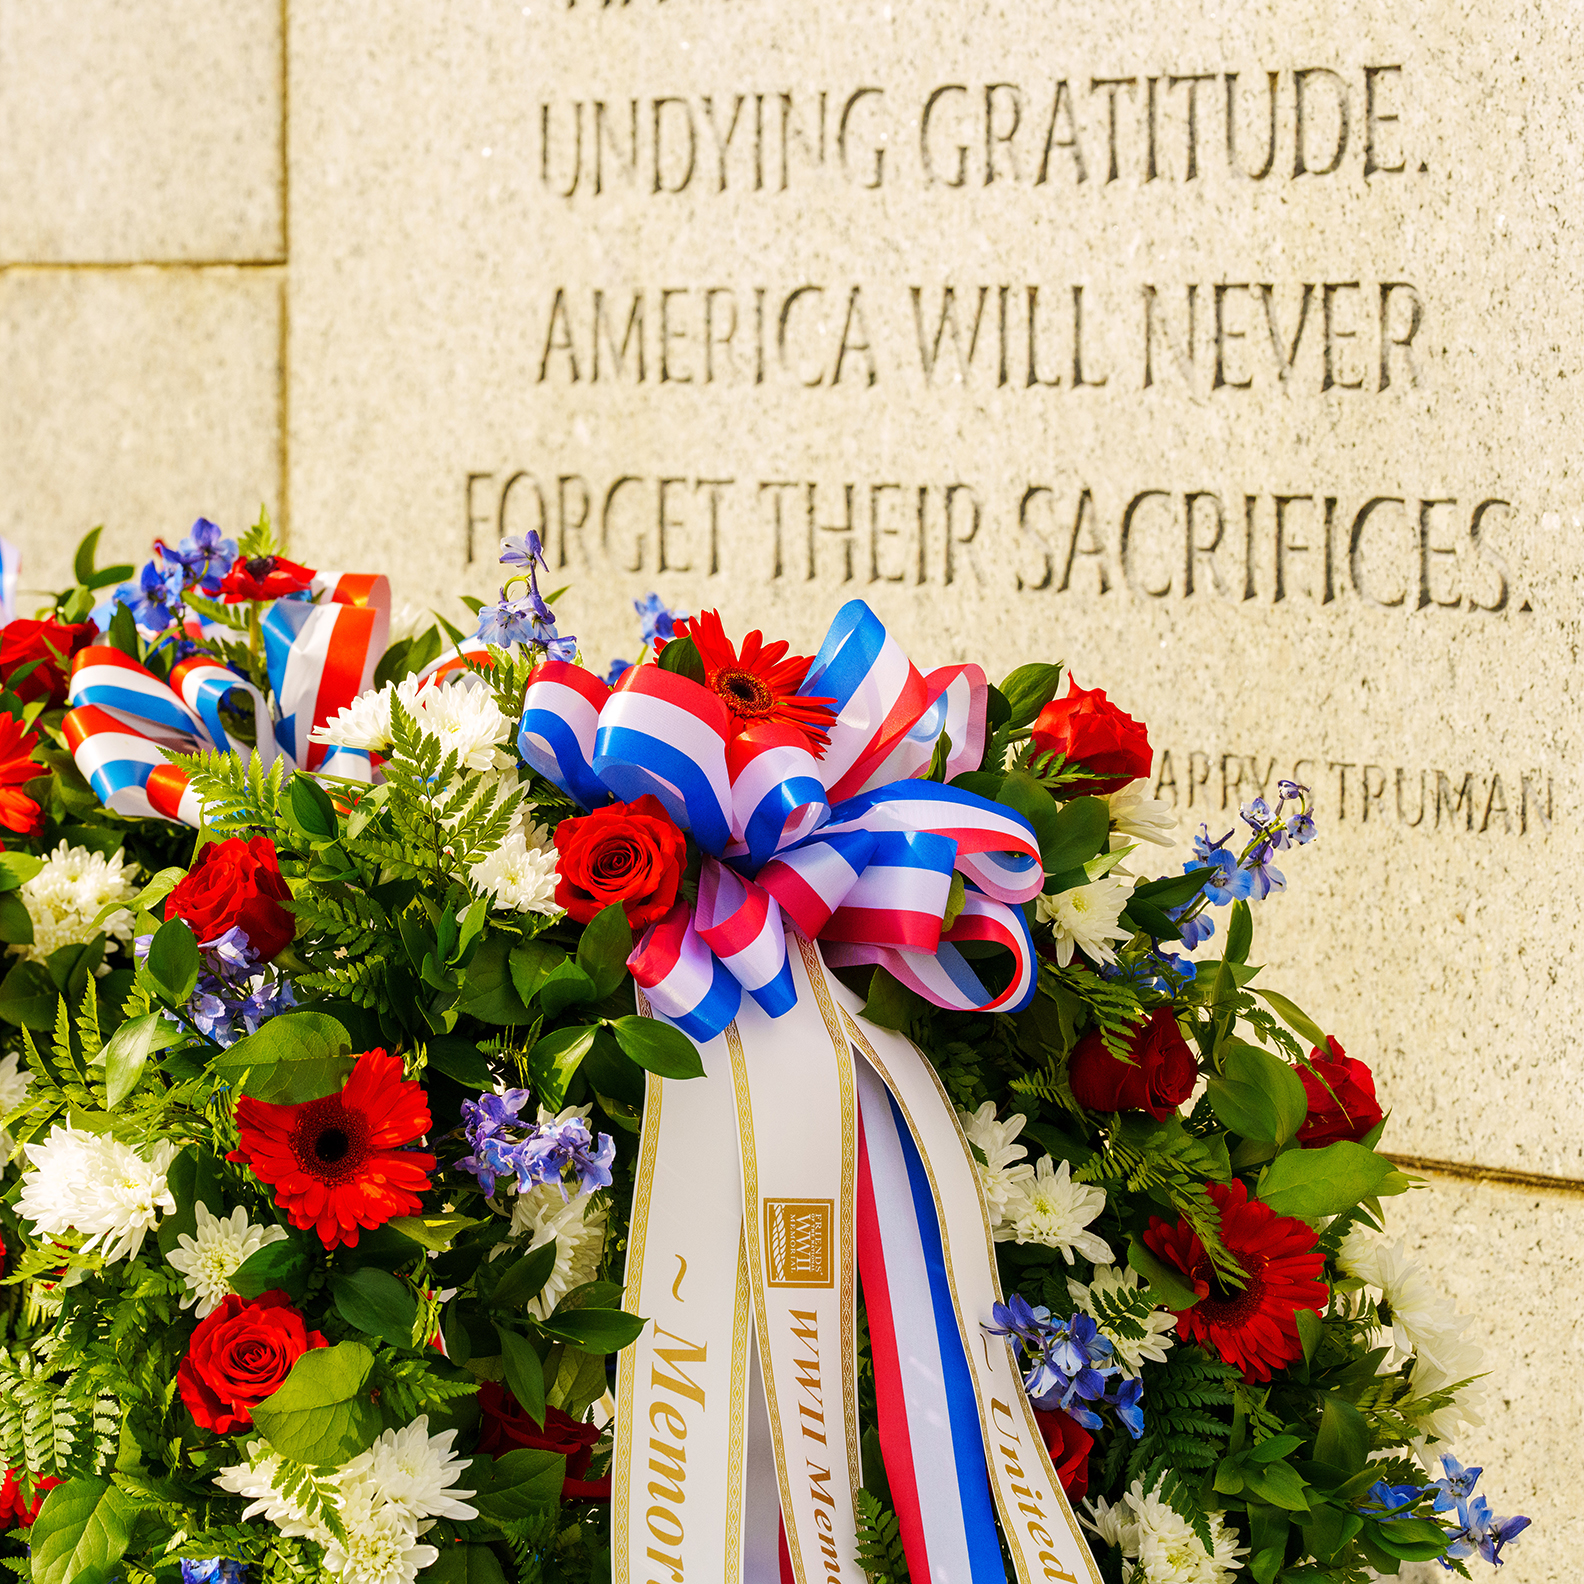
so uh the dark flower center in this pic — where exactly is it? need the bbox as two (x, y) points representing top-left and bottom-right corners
(290, 1098), (370, 1184)
(315, 1128), (351, 1163)
(713, 668), (774, 718)
(1198, 1257), (1267, 1330)
(245, 556), (277, 579)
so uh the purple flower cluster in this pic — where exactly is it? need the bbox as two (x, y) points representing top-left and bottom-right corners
(181, 1562), (248, 1583)
(985, 1295), (1144, 1439)
(139, 925), (297, 1048)
(475, 532), (577, 660)
(457, 1089), (616, 1201)
(115, 518), (238, 631)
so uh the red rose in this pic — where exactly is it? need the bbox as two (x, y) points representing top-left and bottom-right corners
(477, 1381), (610, 1501)
(220, 555), (317, 603)
(177, 1290), (327, 1434)
(0, 713), (43, 837)
(1033, 1409), (1094, 1501)
(167, 834), (295, 959)
(0, 618), (94, 706)
(1297, 1036), (1383, 1147)
(1030, 680), (1152, 796)
(1069, 1006), (1197, 1120)
(553, 794), (686, 931)
(0, 1469), (60, 1528)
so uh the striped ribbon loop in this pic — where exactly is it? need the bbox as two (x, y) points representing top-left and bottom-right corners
(263, 592), (386, 771)
(518, 660), (613, 810)
(726, 721), (830, 870)
(693, 859), (797, 1018)
(169, 656), (278, 767)
(592, 666), (735, 855)
(627, 901), (744, 1042)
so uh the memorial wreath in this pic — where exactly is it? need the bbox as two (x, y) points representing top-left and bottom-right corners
(0, 515), (1527, 1584)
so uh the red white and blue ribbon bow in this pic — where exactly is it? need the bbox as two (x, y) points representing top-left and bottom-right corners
(518, 599), (1042, 1039)
(63, 571), (389, 826)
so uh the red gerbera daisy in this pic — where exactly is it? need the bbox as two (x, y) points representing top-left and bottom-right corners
(0, 713), (44, 836)
(675, 609), (836, 754)
(1142, 1179), (1328, 1382)
(219, 554), (317, 603)
(228, 1049), (434, 1250)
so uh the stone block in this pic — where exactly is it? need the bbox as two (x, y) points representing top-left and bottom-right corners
(0, 268), (282, 596)
(278, 0), (1581, 1176)
(1381, 1171), (1582, 1584)
(0, 0), (281, 263)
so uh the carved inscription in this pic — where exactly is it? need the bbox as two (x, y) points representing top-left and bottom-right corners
(532, 280), (1425, 394)
(465, 472), (1530, 613)
(537, 67), (1417, 195)
(1154, 752), (1554, 836)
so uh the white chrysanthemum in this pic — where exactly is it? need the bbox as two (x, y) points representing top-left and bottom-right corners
(958, 1101), (1035, 1218)
(1082, 1490), (1137, 1553)
(322, 1486), (437, 1584)
(18, 1125), (177, 1262)
(1069, 1264), (1177, 1376)
(508, 1182), (609, 1320)
(336, 1417), (478, 1526)
(1128, 1481), (1245, 1584)
(397, 674), (514, 772)
(13, 841), (139, 963)
(1035, 873), (1133, 968)
(0, 1049), (34, 1159)
(997, 1155), (1113, 1264)
(166, 1201), (290, 1317)
(311, 685), (395, 753)
(214, 1442), (327, 1541)
(470, 821), (560, 915)
(1108, 781), (1178, 849)
(1336, 1227), (1486, 1439)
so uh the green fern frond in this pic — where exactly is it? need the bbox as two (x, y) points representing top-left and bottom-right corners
(854, 1486), (910, 1582)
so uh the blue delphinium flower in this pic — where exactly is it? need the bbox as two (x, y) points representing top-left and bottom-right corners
(986, 1299), (1119, 1424)
(477, 531), (577, 659)
(607, 658), (634, 685)
(184, 928), (296, 1047)
(181, 1562), (248, 1584)
(634, 592), (688, 646)
(116, 558), (185, 630)
(1430, 1454), (1483, 1511)
(1360, 1479), (1423, 1517)
(160, 518), (238, 595)
(1442, 1495), (1530, 1568)
(1101, 1375), (1145, 1439)
(457, 1091), (616, 1201)
(1240, 837), (1286, 901)
(1190, 827), (1254, 907)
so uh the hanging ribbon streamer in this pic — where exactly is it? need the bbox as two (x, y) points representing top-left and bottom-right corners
(62, 569), (388, 827)
(619, 938), (1102, 1584)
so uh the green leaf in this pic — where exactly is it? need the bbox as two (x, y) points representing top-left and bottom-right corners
(1366, 1516), (1452, 1561)
(250, 1341), (382, 1465)
(230, 1235), (312, 1301)
(577, 902), (634, 1000)
(1205, 1040), (1308, 1146)
(497, 1326), (547, 1425)
(997, 662), (1064, 729)
(0, 849), (44, 891)
(0, 958), (59, 1029)
(145, 916), (200, 1004)
(1129, 867), (1212, 911)
(387, 1212), (484, 1252)
(102, 1011), (185, 1109)
(1257, 1140), (1406, 1220)
(106, 600), (139, 659)
(490, 1240), (559, 1310)
(537, 958), (600, 1020)
(424, 1035), (493, 1089)
(1254, 987), (1328, 1051)
(537, 1305), (647, 1351)
(1242, 1459), (1310, 1512)
(1032, 791), (1112, 883)
(611, 1015), (704, 1079)
(859, 966), (926, 1032)
(210, 1010), (353, 1103)
(74, 527), (106, 585)
(331, 1267), (420, 1349)
(97, 865), (183, 928)
(656, 634), (706, 684)
(1313, 1395), (1371, 1477)
(426, 1544), (510, 1584)
(157, 1146), (226, 1254)
(1226, 898), (1254, 963)
(288, 772), (341, 841)
(471, 1447), (566, 1523)
(0, 889), (33, 944)
(524, 1023), (598, 1109)
(1296, 1306), (1325, 1365)
(28, 1477), (134, 1584)
(1126, 1234), (1199, 1310)
(508, 940), (566, 1005)
(458, 934), (536, 1024)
